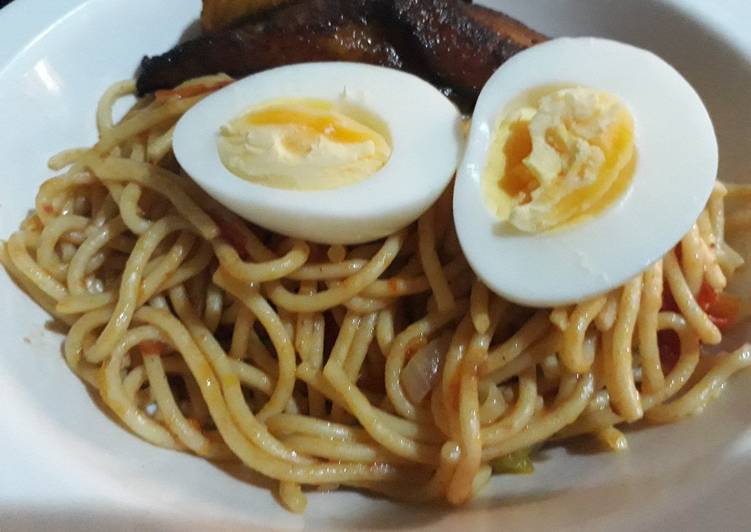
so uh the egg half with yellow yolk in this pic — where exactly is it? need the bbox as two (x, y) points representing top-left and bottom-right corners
(484, 86), (636, 233)
(218, 98), (392, 191)
(174, 62), (462, 244)
(454, 37), (718, 307)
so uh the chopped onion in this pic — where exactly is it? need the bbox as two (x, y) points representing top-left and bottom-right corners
(401, 333), (451, 404)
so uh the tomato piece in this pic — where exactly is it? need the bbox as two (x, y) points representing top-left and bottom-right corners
(696, 281), (717, 310)
(663, 279), (739, 332)
(697, 281), (740, 331)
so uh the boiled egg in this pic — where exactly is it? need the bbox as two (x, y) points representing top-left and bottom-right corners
(173, 62), (462, 244)
(454, 37), (718, 307)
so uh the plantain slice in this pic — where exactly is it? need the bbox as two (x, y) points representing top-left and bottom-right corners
(201, 0), (296, 32)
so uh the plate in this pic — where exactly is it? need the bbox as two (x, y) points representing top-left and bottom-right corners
(1, 1), (751, 530)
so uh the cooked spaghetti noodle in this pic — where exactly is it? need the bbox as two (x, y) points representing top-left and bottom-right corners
(3, 76), (751, 513)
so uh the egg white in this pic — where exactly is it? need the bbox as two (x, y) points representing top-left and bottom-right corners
(454, 37), (718, 307)
(173, 62), (463, 244)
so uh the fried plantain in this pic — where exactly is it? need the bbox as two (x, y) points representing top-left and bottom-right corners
(200, 0), (297, 32)
(137, 0), (546, 109)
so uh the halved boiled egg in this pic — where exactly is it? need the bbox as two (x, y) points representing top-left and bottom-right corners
(454, 37), (718, 307)
(173, 62), (462, 244)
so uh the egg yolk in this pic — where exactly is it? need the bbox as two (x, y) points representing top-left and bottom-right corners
(482, 87), (636, 232)
(218, 98), (391, 190)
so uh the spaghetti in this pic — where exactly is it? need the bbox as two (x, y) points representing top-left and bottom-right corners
(2, 76), (751, 513)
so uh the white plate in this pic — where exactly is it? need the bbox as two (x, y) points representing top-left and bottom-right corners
(1, 1), (751, 530)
